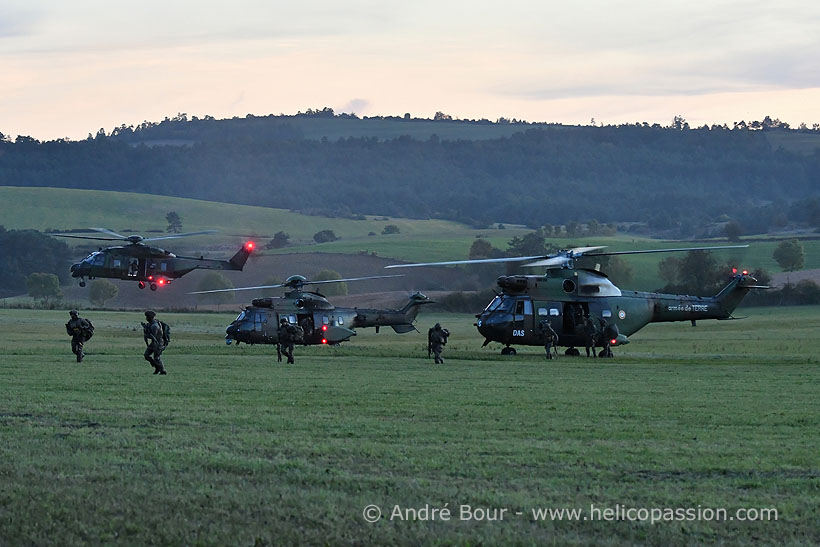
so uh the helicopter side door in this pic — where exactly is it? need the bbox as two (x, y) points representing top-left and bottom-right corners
(511, 297), (534, 341)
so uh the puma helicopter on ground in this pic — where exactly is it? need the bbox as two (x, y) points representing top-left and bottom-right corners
(190, 274), (433, 346)
(52, 228), (254, 290)
(386, 245), (765, 356)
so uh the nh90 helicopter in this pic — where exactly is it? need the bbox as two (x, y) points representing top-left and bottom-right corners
(190, 274), (433, 346)
(386, 245), (764, 355)
(52, 228), (254, 290)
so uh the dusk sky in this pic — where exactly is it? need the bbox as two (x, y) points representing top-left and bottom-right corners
(2, 0), (820, 140)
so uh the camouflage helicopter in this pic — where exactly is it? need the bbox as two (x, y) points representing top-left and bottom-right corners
(52, 228), (254, 290)
(386, 245), (764, 356)
(190, 274), (433, 346)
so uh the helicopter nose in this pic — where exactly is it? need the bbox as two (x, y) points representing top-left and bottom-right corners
(226, 323), (239, 336)
(70, 263), (81, 276)
(476, 313), (508, 339)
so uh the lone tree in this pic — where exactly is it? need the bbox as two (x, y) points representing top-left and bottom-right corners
(89, 279), (119, 306)
(195, 272), (234, 308)
(773, 239), (805, 271)
(724, 221), (743, 242)
(26, 272), (62, 305)
(312, 269), (347, 296)
(313, 230), (338, 244)
(166, 211), (183, 233)
(382, 224), (400, 235)
(265, 231), (290, 249)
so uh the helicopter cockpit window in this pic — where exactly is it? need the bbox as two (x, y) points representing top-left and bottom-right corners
(288, 315), (297, 324)
(235, 311), (247, 322)
(484, 296), (503, 312)
(83, 252), (105, 266)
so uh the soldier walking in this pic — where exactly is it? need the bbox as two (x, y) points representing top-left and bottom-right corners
(583, 316), (598, 358)
(65, 309), (93, 362)
(142, 310), (167, 375)
(538, 318), (559, 360)
(428, 323), (449, 364)
(277, 318), (296, 364)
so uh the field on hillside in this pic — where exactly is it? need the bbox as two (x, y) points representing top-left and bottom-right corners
(1, 307), (819, 545)
(2, 187), (819, 297)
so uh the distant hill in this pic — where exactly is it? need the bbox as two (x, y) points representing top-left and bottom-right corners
(2, 114), (819, 233)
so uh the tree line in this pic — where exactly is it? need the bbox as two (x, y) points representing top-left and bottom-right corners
(2, 117), (819, 233)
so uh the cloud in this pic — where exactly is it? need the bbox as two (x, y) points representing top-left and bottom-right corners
(338, 98), (370, 115)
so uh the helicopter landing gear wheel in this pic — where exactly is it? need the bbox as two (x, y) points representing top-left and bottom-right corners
(79, 280), (86, 287)
(501, 346), (517, 356)
(138, 281), (145, 289)
(150, 282), (157, 291)
(565, 347), (580, 356)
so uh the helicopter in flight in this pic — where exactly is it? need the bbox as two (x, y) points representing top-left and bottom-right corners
(190, 274), (433, 346)
(52, 228), (254, 290)
(386, 244), (764, 356)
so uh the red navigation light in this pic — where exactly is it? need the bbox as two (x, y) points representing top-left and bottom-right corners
(321, 325), (328, 331)
(731, 267), (737, 274)
(246, 241), (254, 251)
(158, 279), (165, 285)
(611, 339), (617, 345)
(148, 276), (154, 280)
(742, 269), (748, 275)
(321, 338), (328, 344)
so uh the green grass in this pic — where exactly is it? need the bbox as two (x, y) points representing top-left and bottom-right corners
(2, 307), (819, 545)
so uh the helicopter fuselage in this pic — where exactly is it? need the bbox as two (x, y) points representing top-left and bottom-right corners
(225, 291), (432, 346)
(69, 242), (253, 289)
(476, 268), (758, 351)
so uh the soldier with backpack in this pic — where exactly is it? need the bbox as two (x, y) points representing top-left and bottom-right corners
(142, 310), (169, 375)
(65, 309), (94, 362)
(277, 317), (297, 364)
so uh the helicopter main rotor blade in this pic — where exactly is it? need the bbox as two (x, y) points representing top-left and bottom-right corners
(302, 274), (405, 285)
(189, 284), (285, 295)
(49, 234), (123, 241)
(140, 230), (219, 242)
(385, 256), (547, 269)
(90, 227), (129, 239)
(188, 274), (405, 295)
(522, 257), (569, 268)
(583, 244), (749, 257)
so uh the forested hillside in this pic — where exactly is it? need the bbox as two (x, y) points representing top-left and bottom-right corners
(2, 114), (819, 234)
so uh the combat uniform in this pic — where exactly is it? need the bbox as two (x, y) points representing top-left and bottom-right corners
(538, 319), (558, 360)
(278, 319), (296, 364)
(429, 323), (449, 364)
(143, 311), (167, 374)
(583, 317), (598, 358)
(65, 311), (92, 362)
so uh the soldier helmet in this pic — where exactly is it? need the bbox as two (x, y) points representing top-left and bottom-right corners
(434, 323), (441, 330)
(280, 318), (288, 324)
(144, 310), (156, 320)
(69, 309), (79, 316)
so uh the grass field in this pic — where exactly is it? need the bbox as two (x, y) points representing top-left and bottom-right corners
(1, 307), (819, 545)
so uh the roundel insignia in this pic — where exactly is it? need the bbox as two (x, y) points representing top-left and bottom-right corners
(618, 310), (626, 320)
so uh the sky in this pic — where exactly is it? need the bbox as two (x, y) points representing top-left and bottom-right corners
(2, 0), (820, 141)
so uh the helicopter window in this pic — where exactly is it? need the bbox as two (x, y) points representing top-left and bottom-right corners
(160, 262), (167, 271)
(602, 310), (612, 318)
(235, 311), (247, 322)
(550, 308), (560, 316)
(484, 296), (503, 312)
(113, 259), (122, 268)
(337, 316), (344, 325)
(288, 315), (297, 324)
(515, 301), (525, 315)
(523, 300), (533, 315)
(322, 316), (329, 325)
(538, 307), (548, 316)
